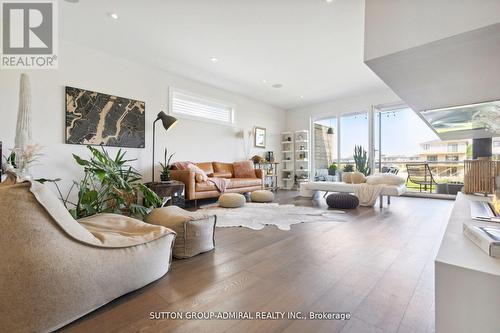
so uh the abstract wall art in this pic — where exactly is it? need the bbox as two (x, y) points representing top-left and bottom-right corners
(65, 86), (145, 148)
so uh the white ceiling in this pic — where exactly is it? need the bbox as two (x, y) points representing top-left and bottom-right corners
(61, 0), (388, 109)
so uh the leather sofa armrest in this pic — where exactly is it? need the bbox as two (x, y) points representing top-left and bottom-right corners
(254, 169), (265, 189)
(170, 170), (196, 200)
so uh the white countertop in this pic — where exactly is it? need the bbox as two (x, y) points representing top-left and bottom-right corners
(435, 192), (500, 277)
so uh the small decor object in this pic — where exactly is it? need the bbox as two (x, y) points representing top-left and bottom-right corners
(146, 206), (216, 259)
(250, 190), (274, 203)
(15, 74), (33, 151)
(353, 145), (370, 176)
(265, 151), (274, 162)
(326, 193), (359, 209)
(251, 155), (265, 164)
(65, 87), (146, 148)
(159, 148), (175, 182)
(152, 111), (178, 182)
(328, 162), (337, 176)
(287, 136), (292, 142)
(219, 193), (246, 208)
(254, 127), (266, 148)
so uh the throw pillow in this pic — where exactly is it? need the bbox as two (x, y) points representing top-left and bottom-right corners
(173, 161), (208, 182)
(342, 172), (353, 183)
(366, 173), (405, 186)
(350, 172), (366, 184)
(233, 161), (257, 178)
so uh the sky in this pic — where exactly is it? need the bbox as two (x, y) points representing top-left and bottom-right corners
(316, 108), (439, 158)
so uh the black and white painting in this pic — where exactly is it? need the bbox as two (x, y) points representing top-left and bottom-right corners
(65, 86), (145, 148)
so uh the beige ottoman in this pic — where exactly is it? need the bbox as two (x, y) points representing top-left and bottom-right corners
(146, 206), (216, 259)
(250, 190), (274, 203)
(218, 193), (246, 208)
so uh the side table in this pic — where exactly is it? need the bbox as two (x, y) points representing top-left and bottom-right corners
(144, 180), (185, 208)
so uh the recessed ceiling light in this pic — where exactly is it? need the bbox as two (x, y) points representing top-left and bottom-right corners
(210, 57), (219, 63)
(326, 0), (334, 3)
(272, 83), (283, 88)
(300, 95), (304, 99)
(262, 79), (267, 83)
(109, 13), (118, 20)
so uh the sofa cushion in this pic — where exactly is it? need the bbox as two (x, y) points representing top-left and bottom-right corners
(213, 162), (234, 177)
(196, 162), (214, 176)
(233, 161), (257, 178)
(195, 178), (262, 192)
(229, 178), (262, 188)
(213, 172), (232, 178)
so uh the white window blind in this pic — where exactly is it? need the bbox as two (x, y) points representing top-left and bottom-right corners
(171, 90), (234, 124)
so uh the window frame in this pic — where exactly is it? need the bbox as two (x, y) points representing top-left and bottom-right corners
(168, 88), (236, 126)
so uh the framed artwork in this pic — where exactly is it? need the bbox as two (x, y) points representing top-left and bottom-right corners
(254, 126), (266, 148)
(65, 86), (145, 148)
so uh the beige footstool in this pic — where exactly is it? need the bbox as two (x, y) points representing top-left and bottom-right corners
(250, 190), (274, 203)
(146, 206), (216, 259)
(218, 193), (246, 208)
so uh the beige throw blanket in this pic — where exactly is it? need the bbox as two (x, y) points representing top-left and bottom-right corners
(27, 180), (174, 248)
(354, 183), (384, 206)
(208, 177), (230, 193)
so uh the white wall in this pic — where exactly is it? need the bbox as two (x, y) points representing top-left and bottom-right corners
(0, 41), (285, 193)
(364, 0), (500, 61)
(286, 88), (399, 131)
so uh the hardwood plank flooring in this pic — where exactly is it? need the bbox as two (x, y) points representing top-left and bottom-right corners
(59, 191), (453, 333)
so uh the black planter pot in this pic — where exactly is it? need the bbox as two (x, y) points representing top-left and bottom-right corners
(328, 169), (336, 176)
(160, 174), (170, 182)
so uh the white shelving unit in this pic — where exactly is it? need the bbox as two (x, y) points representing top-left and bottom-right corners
(281, 132), (294, 190)
(294, 130), (310, 188)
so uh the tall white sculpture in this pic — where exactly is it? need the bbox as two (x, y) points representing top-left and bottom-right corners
(14, 73), (32, 150)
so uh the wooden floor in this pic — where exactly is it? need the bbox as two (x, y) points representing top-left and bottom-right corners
(60, 191), (453, 333)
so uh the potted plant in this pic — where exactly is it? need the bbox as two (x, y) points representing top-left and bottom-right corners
(353, 145), (371, 176)
(159, 148), (175, 182)
(328, 162), (337, 176)
(343, 164), (354, 172)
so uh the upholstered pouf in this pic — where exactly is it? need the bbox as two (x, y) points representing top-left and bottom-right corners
(326, 193), (359, 209)
(250, 190), (274, 203)
(219, 193), (246, 208)
(146, 206), (216, 259)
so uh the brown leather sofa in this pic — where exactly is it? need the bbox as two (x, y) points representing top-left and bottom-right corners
(170, 162), (264, 204)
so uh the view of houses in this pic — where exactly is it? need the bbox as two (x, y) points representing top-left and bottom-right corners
(314, 123), (500, 186)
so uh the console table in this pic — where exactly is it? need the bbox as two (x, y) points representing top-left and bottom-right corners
(435, 193), (500, 332)
(144, 180), (185, 207)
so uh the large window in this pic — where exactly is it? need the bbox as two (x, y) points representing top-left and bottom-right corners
(170, 90), (234, 125)
(340, 112), (368, 170)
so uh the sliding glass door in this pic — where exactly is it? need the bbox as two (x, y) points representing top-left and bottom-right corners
(312, 117), (338, 181)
